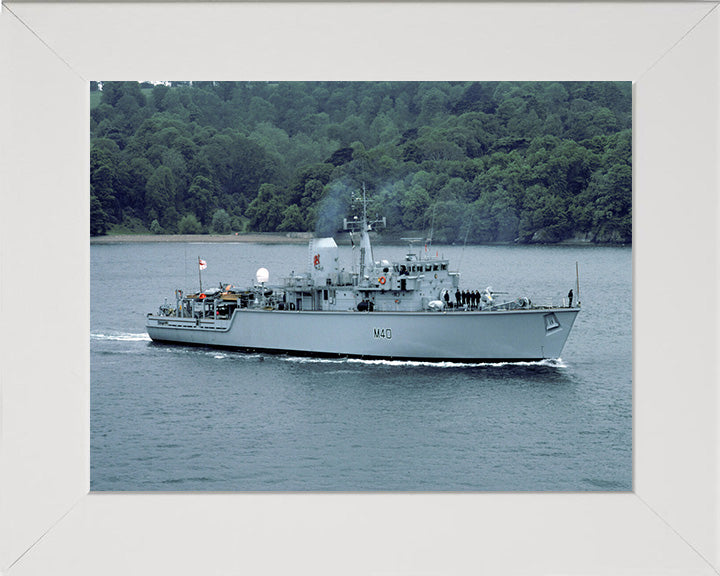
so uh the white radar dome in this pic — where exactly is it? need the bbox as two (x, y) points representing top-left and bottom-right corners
(256, 267), (269, 284)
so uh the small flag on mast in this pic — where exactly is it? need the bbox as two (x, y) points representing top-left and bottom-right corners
(197, 257), (206, 292)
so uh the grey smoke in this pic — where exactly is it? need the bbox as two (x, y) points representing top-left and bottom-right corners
(314, 179), (354, 237)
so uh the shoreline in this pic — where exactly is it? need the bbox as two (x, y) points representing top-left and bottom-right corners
(90, 233), (312, 245)
(91, 233), (630, 247)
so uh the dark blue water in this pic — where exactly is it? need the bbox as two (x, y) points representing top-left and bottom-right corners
(91, 242), (632, 491)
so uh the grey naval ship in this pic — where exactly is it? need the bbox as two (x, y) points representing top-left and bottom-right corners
(146, 196), (580, 362)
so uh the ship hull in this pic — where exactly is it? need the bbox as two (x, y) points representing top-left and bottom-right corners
(146, 308), (580, 362)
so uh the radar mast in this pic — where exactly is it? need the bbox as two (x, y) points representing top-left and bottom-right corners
(343, 183), (385, 282)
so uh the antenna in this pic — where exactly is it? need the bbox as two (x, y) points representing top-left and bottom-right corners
(457, 219), (472, 270)
(401, 237), (424, 261)
(575, 261), (581, 307)
(343, 183), (386, 233)
(362, 182), (367, 225)
(427, 203), (437, 249)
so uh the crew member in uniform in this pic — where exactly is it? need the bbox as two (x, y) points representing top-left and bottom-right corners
(568, 289), (574, 307)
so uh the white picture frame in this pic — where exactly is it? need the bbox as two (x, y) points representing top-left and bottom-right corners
(1, 2), (718, 574)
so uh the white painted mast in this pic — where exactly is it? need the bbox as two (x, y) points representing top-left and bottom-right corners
(343, 183), (385, 283)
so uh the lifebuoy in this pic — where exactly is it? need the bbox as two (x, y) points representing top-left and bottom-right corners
(199, 293), (206, 300)
(379, 276), (386, 285)
(289, 303), (296, 310)
(313, 254), (320, 268)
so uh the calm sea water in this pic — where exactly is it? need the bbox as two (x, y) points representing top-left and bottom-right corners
(91, 241), (632, 491)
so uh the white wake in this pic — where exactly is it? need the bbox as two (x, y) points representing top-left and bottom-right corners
(282, 356), (566, 369)
(91, 332), (151, 342)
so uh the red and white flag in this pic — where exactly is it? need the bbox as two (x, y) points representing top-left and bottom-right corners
(198, 259), (207, 270)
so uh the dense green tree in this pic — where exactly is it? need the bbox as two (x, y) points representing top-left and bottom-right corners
(400, 183), (431, 230)
(427, 200), (465, 243)
(150, 219), (163, 234)
(185, 175), (216, 225)
(145, 166), (176, 226)
(246, 183), (284, 232)
(90, 142), (121, 224)
(90, 192), (109, 236)
(178, 213), (202, 234)
(210, 209), (232, 234)
(90, 80), (632, 243)
(277, 204), (305, 231)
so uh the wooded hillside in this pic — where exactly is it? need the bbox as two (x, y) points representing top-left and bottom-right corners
(90, 81), (631, 243)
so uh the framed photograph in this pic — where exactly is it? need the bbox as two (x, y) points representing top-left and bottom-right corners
(1, 2), (718, 574)
(89, 78), (631, 493)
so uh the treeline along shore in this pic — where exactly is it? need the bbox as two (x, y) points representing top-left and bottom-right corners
(90, 232), (312, 244)
(91, 232), (618, 247)
(91, 81), (632, 245)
